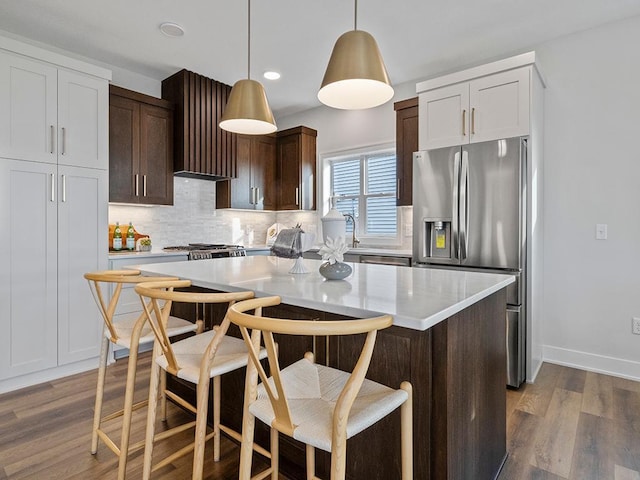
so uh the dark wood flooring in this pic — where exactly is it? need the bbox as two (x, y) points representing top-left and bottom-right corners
(0, 356), (638, 479)
(499, 362), (640, 480)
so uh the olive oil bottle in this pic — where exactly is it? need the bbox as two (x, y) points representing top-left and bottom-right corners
(126, 222), (135, 250)
(113, 222), (122, 250)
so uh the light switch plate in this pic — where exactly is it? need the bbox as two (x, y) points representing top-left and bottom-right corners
(596, 224), (607, 240)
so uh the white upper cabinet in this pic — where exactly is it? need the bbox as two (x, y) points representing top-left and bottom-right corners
(0, 51), (57, 163)
(57, 70), (108, 169)
(0, 48), (108, 169)
(419, 83), (469, 150)
(418, 53), (537, 150)
(468, 68), (530, 144)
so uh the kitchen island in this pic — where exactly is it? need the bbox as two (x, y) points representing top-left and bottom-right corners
(137, 256), (514, 480)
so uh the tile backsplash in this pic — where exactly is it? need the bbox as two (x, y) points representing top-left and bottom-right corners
(109, 177), (412, 250)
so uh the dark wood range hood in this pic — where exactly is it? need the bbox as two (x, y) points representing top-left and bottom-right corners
(161, 69), (237, 181)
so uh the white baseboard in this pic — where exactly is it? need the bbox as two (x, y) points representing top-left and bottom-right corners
(542, 345), (640, 382)
(527, 358), (544, 384)
(0, 357), (99, 395)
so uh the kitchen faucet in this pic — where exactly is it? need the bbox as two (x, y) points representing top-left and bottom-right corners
(343, 213), (360, 248)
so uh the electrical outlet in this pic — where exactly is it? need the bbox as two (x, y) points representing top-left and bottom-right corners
(633, 317), (640, 335)
(596, 224), (608, 240)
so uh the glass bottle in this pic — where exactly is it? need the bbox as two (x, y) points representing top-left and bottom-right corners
(113, 222), (122, 251)
(126, 222), (135, 250)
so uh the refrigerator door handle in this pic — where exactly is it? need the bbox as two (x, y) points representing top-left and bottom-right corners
(452, 151), (460, 259)
(460, 150), (469, 260)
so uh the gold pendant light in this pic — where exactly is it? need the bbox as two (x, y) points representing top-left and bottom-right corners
(220, 0), (277, 135)
(318, 0), (393, 110)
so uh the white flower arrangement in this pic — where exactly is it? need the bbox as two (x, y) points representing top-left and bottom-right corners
(318, 236), (349, 265)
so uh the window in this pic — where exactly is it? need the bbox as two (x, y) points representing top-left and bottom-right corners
(327, 147), (397, 239)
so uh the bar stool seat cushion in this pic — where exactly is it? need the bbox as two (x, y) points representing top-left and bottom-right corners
(250, 357), (409, 452)
(110, 312), (197, 349)
(155, 330), (267, 384)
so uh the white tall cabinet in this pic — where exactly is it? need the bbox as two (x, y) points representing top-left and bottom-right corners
(0, 36), (110, 391)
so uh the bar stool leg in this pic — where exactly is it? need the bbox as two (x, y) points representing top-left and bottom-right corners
(91, 333), (109, 454)
(142, 346), (162, 480)
(160, 369), (167, 421)
(117, 339), (141, 480)
(400, 382), (413, 480)
(192, 372), (211, 480)
(213, 375), (221, 462)
(306, 444), (315, 480)
(271, 427), (279, 480)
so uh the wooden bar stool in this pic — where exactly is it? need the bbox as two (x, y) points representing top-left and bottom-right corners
(135, 280), (269, 480)
(228, 295), (413, 480)
(84, 269), (199, 480)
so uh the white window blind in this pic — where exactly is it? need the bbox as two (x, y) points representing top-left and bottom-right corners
(329, 149), (397, 237)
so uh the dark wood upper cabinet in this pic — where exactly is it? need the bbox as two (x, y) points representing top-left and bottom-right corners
(109, 85), (174, 205)
(394, 97), (418, 207)
(276, 126), (317, 210)
(161, 69), (236, 179)
(216, 134), (276, 210)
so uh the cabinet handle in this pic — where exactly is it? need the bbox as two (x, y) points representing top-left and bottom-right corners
(295, 187), (299, 206)
(62, 175), (66, 203)
(143, 175), (147, 197)
(50, 125), (55, 154)
(471, 107), (475, 135)
(50, 173), (55, 202)
(397, 178), (400, 200)
(135, 174), (139, 196)
(61, 127), (66, 155)
(249, 187), (254, 205)
(255, 187), (259, 204)
(462, 109), (466, 136)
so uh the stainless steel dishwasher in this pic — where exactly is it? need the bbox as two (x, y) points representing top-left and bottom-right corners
(357, 255), (412, 267)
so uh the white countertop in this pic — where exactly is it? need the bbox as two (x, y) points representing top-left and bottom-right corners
(134, 256), (514, 331)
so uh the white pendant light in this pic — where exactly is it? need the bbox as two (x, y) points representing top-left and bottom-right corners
(318, 0), (394, 110)
(220, 0), (277, 135)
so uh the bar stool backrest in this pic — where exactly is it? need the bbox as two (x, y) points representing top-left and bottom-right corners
(84, 270), (180, 342)
(227, 295), (393, 437)
(135, 280), (255, 376)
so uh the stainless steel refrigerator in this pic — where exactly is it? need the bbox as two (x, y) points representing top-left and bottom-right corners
(412, 137), (527, 387)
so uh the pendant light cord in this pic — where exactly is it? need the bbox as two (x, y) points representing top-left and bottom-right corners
(354, 0), (358, 30)
(247, 0), (251, 80)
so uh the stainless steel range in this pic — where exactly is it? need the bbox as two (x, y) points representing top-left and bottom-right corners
(163, 244), (246, 260)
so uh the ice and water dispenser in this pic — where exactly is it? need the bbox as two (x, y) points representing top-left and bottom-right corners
(423, 219), (452, 259)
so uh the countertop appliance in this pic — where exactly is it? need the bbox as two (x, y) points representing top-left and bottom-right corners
(413, 137), (527, 388)
(163, 244), (246, 260)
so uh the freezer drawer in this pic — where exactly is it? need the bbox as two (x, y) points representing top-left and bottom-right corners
(507, 307), (524, 388)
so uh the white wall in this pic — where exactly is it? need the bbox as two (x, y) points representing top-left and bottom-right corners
(278, 82), (416, 154)
(536, 15), (640, 379)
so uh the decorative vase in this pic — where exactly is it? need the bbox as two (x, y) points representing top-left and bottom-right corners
(320, 207), (346, 244)
(319, 261), (352, 280)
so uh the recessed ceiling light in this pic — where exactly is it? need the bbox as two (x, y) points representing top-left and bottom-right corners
(263, 71), (281, 80)
(159, 22), (185, 37)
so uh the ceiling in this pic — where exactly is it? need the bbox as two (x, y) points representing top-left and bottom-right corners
(1, 0), (640, 118)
